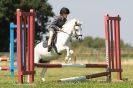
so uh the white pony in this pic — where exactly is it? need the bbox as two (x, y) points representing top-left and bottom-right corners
(34, 18), (82, 81)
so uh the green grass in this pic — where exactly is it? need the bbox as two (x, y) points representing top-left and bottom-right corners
(0, 64), (132, 88)
(0, 52), (133, 88)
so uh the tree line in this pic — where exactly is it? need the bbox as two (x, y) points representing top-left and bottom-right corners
(71, 36), (132, 49)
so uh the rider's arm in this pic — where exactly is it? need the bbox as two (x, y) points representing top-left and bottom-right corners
(50, 16), (60, 31)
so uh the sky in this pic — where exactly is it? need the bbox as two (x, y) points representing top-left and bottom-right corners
(48, 0), (133, 45)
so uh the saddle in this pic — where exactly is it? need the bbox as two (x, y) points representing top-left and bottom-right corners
(42, 33), (61, 55)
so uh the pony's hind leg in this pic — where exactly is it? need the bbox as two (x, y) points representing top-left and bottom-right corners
(40, 68), (47, 81)
(40, 60), (50, 81)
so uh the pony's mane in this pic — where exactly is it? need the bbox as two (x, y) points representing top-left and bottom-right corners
(62, 19), (77, 28)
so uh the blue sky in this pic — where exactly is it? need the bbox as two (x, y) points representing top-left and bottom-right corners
(48, 0), (133, 45)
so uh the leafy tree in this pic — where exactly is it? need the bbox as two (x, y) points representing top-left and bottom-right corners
(83, 36), (94, 47)
(92, 37), (105, 48)
(0, 0), (54, 51)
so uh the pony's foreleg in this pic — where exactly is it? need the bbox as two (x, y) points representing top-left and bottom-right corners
(40, 68), (47, 81)
(66, 49), (74, 63)
(63, 46), (73, 63)
(68, 49), (74, 61)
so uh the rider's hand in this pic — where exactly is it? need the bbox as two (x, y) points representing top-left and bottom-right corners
(57, 27), (61, 31)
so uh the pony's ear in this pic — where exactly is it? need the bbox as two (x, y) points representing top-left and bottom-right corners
(75, 21), (78, 25)
(75, 20), (83, 26)
(79, 21), (83, 25)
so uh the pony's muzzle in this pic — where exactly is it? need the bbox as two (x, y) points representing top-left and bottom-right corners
(77, 35), (82, 41)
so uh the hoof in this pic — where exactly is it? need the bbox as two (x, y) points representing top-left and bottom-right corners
(70, 50), (74, 54)
(42, 78), (46, 81)
(65, 58), (72, 64)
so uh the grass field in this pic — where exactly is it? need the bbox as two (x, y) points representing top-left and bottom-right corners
(0, 52), (133, 88)
(0, 61), (132, 88)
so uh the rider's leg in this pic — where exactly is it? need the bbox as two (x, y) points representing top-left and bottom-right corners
(48, 30), (54, 52)
(53, 44), (62, 55)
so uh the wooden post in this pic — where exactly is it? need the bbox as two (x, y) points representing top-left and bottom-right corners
(17, 9), (35, 83)
(104, 15), (122, 81)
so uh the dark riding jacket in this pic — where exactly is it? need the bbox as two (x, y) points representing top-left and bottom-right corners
(49, 16), (67, 31)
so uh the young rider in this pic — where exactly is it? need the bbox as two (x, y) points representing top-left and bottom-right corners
(47, 7), (70, 52)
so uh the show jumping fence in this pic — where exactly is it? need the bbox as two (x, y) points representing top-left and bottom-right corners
(0, 23), (17, 76)
(104, 15), (122, 80)
(0, 56), (9, 71)
(10, 9), (35, 83)
(0, 55), (15, 76)
(35, 14), (122, 82)
(11, 9), (122, 83)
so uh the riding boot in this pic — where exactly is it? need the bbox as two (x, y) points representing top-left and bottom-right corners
(53, 44), (62, 55)
(48, 45), (52, 52)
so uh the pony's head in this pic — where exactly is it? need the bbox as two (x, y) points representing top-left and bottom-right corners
(61, 18), (83, 41)
(72, 19), (83, 41)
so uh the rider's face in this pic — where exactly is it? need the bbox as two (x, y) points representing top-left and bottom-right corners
(62, 14), (69, 19)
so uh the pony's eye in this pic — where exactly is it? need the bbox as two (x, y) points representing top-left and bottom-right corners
(75, 29), (78, 31)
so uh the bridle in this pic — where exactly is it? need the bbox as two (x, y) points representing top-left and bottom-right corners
(73, 23), (82, 39)
(59, 22), (82, 39)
